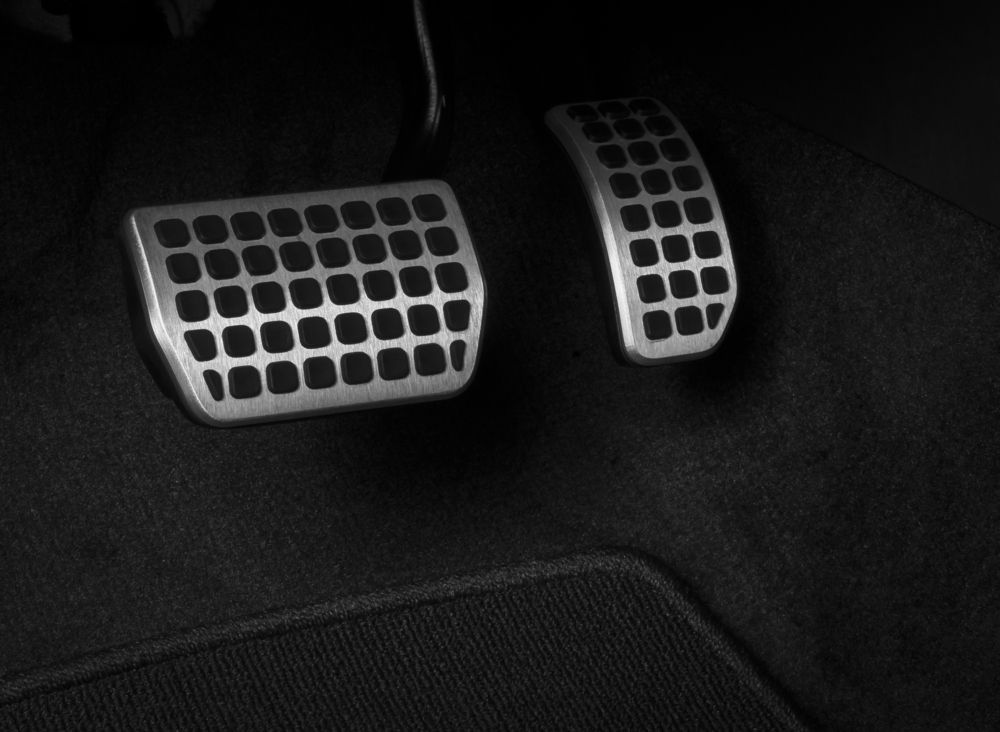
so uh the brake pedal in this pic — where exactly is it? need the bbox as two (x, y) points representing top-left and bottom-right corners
(122, 181), (485, 426)
(546, 98), (737, 365)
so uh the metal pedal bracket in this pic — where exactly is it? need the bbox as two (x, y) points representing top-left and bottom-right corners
(546, 98), (737, 365)
(122, 180), (485, 426)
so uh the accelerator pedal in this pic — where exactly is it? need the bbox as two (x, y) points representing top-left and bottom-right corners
(546, 98), (737, 365)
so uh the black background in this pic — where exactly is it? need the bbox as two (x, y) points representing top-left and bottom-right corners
(1, 2), (998, 728)
(665, 2), (1000, 229)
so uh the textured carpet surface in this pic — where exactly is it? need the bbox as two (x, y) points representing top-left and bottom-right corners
(0, 552), (805, 730)
(1, 3), (999, 730)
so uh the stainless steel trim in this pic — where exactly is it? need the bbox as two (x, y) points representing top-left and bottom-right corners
(122, 180), (485, 426)
(546, 98), (738, 365)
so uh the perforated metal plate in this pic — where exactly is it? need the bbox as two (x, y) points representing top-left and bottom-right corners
(546, 98), (737, 365)
(122, 180), (485, 426)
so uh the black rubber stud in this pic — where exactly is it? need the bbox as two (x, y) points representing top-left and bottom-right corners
(596, 144), (627, 169)
(684, 197), (713, 224)
(203, 370), (224, 401)
(400, 266), (433, 297)
(341, 352), (374, 385)
(176, 291), (209, 322)
(582, 122), (613, 142)
(166, 253), (200, 284)
(193, 215), (227, 244)
(317, 237), (351, 267)
(450, 340), (467, 371)
(372, 308), (405, 340)
(412, 194), (447, 222)
(669, 270), (699, 299)
(184, 330), (217, 361)
(642, 311), (672, 340)
(435, 263), (468, 293)
(298, 316), (332, 348)
(701, 266), (730, 295)
(652, 201), (682, 228)
(407, 304), (440, 335)
(304, 204), (339, 233)
(363, 270), (396, 301)
(154, 219), (190, 248)
(610, 173), (640, 199)
(673, 165), (703, 191)
(627, 141), (658, 166)
(613, 118), (644, 139)
(662, 235), (690, 263)
(641, 169), (671, 195)
(629, 239), (659, 267)
(414, 343), (447, 375)
(204, 249), (240, 280)
(214, 286), (248, 318)
(290, 278), (323, 309)
(637, 274), (666, 303)
(388, 230), (422, 260)
(341, 201), (376, 230)
(327, 274), (360, 305)
(621, 205), (650, 232)
(645, 115), (676, 137)
(425, 227), (459, 256)
(443, 300), (471, 332)
(242, 245), (277, 275)
(377, 197), (411, 226)
(228, 365), (261, 399)
(304, 356), (337, 389)
(598, 101), (630, 119)
(693, 231), (722, 258)
(267, 208), (303, 237)
(279, 241), (315, 272)
(660, 138), (690, 161)
(223, 325), (255, 357)
(377, 348), (410, 381)
(674, 306), (705, 335)
(261, 321), (294, 353)
(706, 303), (725, 329)
(353, 234), (387, 264)
(231, 212), (265, 241)
(251, 282), (286, 313)
(335, 312), (368, 344)
(266, 361), (299, 394)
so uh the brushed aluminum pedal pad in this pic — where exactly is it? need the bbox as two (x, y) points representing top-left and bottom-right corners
(546, 98), (737, 365)
(122, 181), (485, 426)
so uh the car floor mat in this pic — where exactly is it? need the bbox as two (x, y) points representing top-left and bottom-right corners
(0, 550), (806, 730)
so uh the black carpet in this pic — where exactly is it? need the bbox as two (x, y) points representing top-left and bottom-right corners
(0, 551), (805, 730)
(1, 3), (998, 729)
